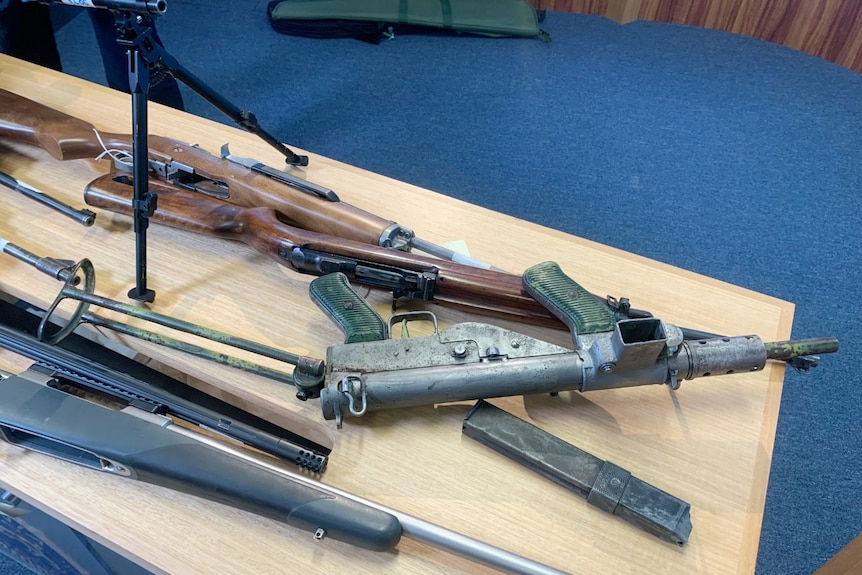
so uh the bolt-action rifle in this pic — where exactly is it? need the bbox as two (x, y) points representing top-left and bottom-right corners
(0, 87), (485, 267)
(0, 88), (654, 324)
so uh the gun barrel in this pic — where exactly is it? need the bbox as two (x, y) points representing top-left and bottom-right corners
(765, 338), (840, 360)
(0, 237), (79, 285)
(0, 170), (96, 226)
(36, 0), (167, 15)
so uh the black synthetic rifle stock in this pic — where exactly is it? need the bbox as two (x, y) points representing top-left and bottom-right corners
(0, 368), (403, 551)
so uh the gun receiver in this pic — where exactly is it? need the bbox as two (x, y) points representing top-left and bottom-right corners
(308, 272), (839, 426)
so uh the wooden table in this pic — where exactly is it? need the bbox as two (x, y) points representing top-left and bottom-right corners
(0, 54), (794, 574)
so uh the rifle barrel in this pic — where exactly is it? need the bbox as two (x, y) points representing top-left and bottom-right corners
(0, 170), (96, 226)
(180, 423), (572, 575)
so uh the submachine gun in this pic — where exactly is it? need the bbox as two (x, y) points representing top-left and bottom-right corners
(301, 264), (839, 427)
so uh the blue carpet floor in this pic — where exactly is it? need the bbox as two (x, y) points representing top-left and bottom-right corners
(2, 3), (860, 574)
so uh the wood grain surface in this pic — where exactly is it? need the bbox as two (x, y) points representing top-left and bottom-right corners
(531, 0), (862, 74)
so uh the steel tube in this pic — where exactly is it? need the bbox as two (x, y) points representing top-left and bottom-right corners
(172, 424), (573, 575)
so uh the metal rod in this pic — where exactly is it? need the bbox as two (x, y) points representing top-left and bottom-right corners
(58, 285), (305, 367)
(81, 312), (297, 386)
(0, 238), (79, 285)
(126, 46), (157, 303)
(0, 170), (96, 226)
(0, 246), (321, 390)
(411, 237), (505, 271)
(765, 338), (840, 360)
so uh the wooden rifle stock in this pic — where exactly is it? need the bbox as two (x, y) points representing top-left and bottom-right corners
(84, 174), (564, 328)
(0, 88), (394, 245)
(3, 88), (648, 329)
(0, 87), (135, 161)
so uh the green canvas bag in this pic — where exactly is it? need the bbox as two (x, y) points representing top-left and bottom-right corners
(267, 0), (547, 42)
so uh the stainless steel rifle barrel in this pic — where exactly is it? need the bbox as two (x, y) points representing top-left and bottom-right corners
(174, 424), (572, 575)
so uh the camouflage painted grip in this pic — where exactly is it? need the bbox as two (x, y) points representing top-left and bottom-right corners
(522, 261), (616, 336)
(309, 273), (387, 344)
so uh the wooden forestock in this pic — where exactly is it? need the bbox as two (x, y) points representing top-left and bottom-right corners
(84, 175), (563, 329)
(0, 88), (395, 245)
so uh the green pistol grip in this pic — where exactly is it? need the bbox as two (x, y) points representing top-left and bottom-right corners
(309, 273), (387, 343)
(523, 261), (616, 336)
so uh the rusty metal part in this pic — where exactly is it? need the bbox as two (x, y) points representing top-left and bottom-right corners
(34, 258), (324, 388)
(463, 400), (692, 546)
(0, 243), (324, 389)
